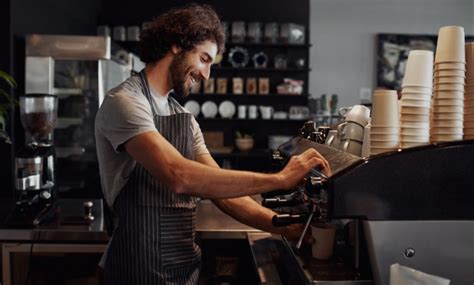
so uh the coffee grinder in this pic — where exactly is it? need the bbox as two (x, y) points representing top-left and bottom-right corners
(6, 94), (58, 227)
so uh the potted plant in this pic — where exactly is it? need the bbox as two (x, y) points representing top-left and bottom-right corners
(235, 131), (254, 152)
(0, 70), (17, 144)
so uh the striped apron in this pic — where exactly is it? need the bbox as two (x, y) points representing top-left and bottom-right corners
(104, 71), (201, 284)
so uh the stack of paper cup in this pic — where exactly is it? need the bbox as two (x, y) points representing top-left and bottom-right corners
(370, 90), (400, 155)
(400, 50), (433, 148)
(431, 26), (466, 143)
(464, 42), (474, 140)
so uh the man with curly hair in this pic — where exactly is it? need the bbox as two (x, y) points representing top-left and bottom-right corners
(95, 4), (330, 284)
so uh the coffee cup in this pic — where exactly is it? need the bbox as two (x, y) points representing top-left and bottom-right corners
(259, 105), (274, 119)
(238, 105), (247, 119)
(311, 223), (336, 260)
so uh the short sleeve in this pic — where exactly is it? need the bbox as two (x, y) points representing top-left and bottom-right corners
(96, 88), (156, 152)
(191, 116), (209, 156)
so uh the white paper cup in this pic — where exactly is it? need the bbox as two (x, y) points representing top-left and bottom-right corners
(431, 120), (463, 128)
(401, 128), (429, 136)
(371, 133), (400, 141)
(402, 50), (433, 87)
(434, 62), (466, 70)
(371, 90), (400, 126)
(432, 105), (464, 113)
(400, 106), (430, 115)
(464, 135), (474, 140)
(466, 43), (474, 75)
(465, 113), (474, 120)
(400, 141), (430, 148)
(401, 114), (430, 122)
(370, 140), (399, 148)
(435, 26), (465, 63)
(400, 99), (431, 108)
(463, 128), (474, 134)
(431, 127), (463, 134)
(433, 76), (466, 84)
(431, 134), (463, 141)
(401, 92), (432, 101)
(432, 98), (464, 106)
(433, 83), (465, 91)
(370, 147), (398, 155)
(400, 134), (430, 142)
(432, 113), (463, 120)
(434, 91), (464, 99)
(401, 121), (430, 128)
(311, 224), (336, 260)
(402, 86), (432, 93)
(434, 70), (466, 77)
(466, 86), (474, 93)
(370, 126), (400, 134)
(464, 100), (474, 108)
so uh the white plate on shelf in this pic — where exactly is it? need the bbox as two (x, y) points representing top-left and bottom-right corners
(184, 100), (200, 117)
(201, 101), (218, 118)
(218, 100), (236, 118)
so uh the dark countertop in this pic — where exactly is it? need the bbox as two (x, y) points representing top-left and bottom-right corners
(0, 197), (259, 243)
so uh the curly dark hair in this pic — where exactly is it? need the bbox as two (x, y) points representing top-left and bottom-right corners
(140, 4), (225, 64)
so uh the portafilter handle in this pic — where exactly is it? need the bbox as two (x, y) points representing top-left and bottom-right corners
(272, 213), (309, 227)
(262, 196), (304, 208)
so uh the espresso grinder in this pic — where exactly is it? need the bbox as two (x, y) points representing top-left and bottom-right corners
(7, 94), (58, 227)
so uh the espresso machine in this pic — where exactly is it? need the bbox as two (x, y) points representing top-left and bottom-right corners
(262, 122), (474, 284)
(6, 94), (59, 227)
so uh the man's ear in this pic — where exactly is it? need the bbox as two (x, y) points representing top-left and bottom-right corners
(171, 45), (182, 54)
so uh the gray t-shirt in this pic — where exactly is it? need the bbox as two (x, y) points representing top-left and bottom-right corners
(95, 75), (209, 207)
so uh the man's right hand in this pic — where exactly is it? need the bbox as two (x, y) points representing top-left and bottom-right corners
(277, 148), (331, 190)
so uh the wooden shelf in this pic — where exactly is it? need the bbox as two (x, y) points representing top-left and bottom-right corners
(225, 42), (312, 48)
(177, 94), (308, 105)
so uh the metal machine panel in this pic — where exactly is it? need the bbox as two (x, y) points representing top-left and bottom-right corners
(25, 56), (53, 94)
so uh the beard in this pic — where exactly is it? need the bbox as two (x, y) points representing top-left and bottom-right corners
(169, 51), (198, 98)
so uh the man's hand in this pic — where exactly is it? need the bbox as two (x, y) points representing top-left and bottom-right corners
(278, 148), (331, 190)
(283, 223), (314, 245)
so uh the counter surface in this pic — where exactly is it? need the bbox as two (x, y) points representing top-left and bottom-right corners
(0, 198), (259, 242)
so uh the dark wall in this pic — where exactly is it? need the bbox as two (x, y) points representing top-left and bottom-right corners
(98, 0), (309, 26)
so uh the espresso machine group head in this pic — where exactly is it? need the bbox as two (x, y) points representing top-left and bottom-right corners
(7, 94), (59, 227)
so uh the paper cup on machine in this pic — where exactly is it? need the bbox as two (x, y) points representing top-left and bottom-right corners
(464, 100), (474, 108)
(371, 90), (400, 126)
(311, 224), (336, 260)
(401, 92), (432, 101)
(465, 113), (474, 121)
(431, 134), (463, 142)
(432, 105), (464, 113)
(434, 90), (464, 99)
(401, 128), (429, 136)
(432, 98), (464, 106)
(463, 128), (474, 134)
(401, 121), (430, 128)
(402, 86), (432, 93)
(400, 113), (430, 122)
(370, 140), (399, 148)
(433, 83), (465, 92)
(431, 127), (463, 135)
(433, 76), (466, 84)
(466, 86), (474, 93)
(400, 99), (431, 108)
(464, 106), (474, 114)
(432, 112), (463, 120)
(434, 62), (466, 70)
(466, 43), (474, 74)
(400, 141), (429, 148)
(400, 134), (430, 142)
(435, 26), (466, 63)
(370, 125), (400, 134)
(434, 69), (466, 78)
(371, 133), (400, 141)
(464, 135), (474, 140)
(402, 50), (433, 87)
(400, 106), (430, 115)
(431, 120), (463, 128)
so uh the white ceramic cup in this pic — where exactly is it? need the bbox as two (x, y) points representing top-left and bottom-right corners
(340, 139), (362, 156)
(402, 50), (433, 87)
(339, 105), (370, 126)
(311, 224), (336, 260)
(238, 105), (247, 119)
(259, 106), (274, 119)
(248, 105), (258, 119)
(337, 122), (364, 141)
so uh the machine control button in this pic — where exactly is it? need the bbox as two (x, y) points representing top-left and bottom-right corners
(404, 248), (415, 258)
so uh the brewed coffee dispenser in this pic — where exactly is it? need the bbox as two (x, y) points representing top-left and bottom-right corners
(7, 94), (58, 227)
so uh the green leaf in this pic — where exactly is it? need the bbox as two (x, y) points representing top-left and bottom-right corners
(0, 70), (17, 88)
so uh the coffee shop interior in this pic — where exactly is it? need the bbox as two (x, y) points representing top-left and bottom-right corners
(0, 0), (473, 284)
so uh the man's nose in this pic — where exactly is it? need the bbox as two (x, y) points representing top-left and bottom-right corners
(200, 65), (211, 81)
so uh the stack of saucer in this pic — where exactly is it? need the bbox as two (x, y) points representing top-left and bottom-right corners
(431, 26), (466, 143)
(370, 90), (400, 155)
(399, 50), (433, 148)
(464, 42), (474, 140)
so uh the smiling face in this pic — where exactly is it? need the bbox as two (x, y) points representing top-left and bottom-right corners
(169, 40), (217, 97)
